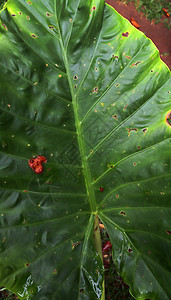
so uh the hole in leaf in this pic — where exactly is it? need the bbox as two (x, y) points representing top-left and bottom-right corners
(31, 34), (38, 38)
(46, 12), (53, 17)
(73, 75), (78, 80)
(165, 111), (171, 127)
(120, 211), (126, 216)
(142, 128), (148, 134)
(112, 114), (118, 120)
(92, 87), (98, 93)
(130, 61), (142, 67)
(112, 55), (118, 59)
(79, 289), (85, 294)
(49, 25), (55, 29)
(128, 248), (133, 252)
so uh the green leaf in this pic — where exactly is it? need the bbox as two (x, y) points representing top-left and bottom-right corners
(0, 0), (170, 299)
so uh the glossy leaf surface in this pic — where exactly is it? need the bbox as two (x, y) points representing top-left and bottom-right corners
(0, 0), (171, 299)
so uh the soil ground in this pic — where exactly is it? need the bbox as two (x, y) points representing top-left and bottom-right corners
(106, 0), (171, 68)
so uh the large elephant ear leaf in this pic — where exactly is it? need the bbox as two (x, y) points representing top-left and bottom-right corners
(0, 0), (171, 299)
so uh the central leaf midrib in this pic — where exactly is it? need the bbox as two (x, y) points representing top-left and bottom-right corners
(54, 2), (96, 213)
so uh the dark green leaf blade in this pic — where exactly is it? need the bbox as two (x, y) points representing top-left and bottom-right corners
(0, 0), (170, 299)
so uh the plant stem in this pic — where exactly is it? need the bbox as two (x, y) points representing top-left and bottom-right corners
(94, 214), (105, 300)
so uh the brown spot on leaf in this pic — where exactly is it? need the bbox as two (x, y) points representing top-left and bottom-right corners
(1, 23), (7, 30)
(127, 128), (138, 137)
(99, 187), (104, 192)
(122, 32), (129, 37)
(166, 231), (171, 235)
(72, 241), (81, 250)
(123, 104), (128, 111)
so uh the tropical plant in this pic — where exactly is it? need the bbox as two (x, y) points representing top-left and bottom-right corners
(0, 0), (170, 299)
